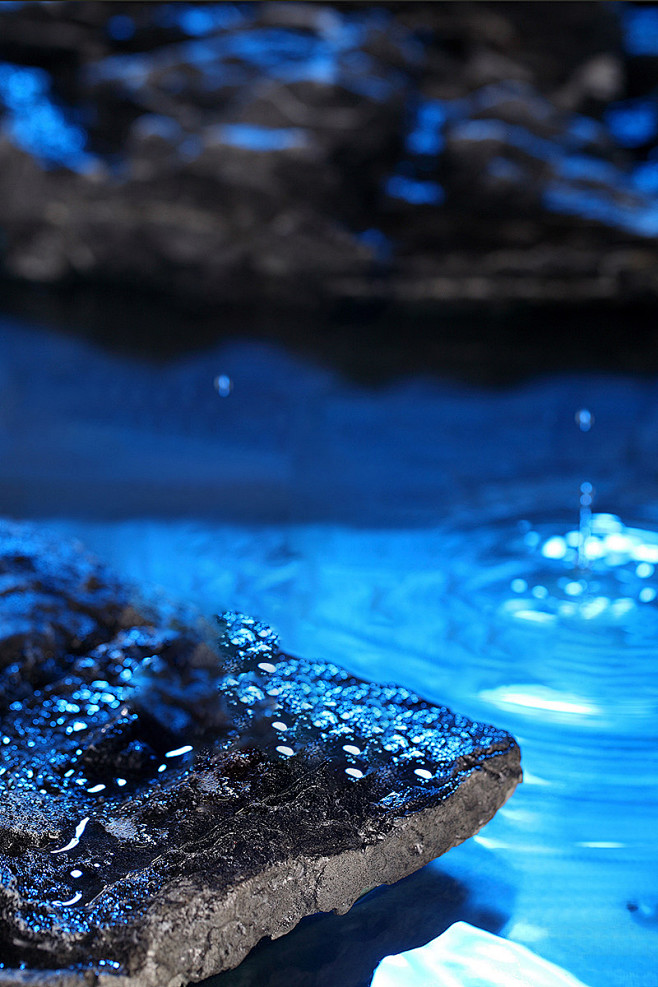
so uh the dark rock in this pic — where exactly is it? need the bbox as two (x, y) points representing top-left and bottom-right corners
(0, 521), (521, 986)
(0, 2), (657, 310)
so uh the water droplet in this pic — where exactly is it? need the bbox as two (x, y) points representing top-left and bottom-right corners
(639, 587), (656, 603)
(575, 408), (594, 432)
(258, 662), (277, 673)
(272, 721), (287, 731)
(116, 778), (127, 787)
(164, 745), (193, 758)
(214, 374), (233, 397)
(275, 745), (294, 757)
(511, 578), (527, 593)
(627, 898), (658, 926)
(414, 768), (433, 780)
(542, 536), (568, 560)
(345, 767), (364, 779)
(70, 869), (83, 879)
(636, 562), (654, 579)
(342, 744), (361, 755)
(87, 783), (106, 794)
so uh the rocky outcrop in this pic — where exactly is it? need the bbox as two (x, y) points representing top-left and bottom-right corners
(0, 521), (521, 986)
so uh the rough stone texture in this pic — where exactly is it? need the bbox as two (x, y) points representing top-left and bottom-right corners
(0, 520), (521, 986)
(0, 2), (658, 307)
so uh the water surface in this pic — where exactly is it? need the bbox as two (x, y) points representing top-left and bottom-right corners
(1, 316), (656, 986)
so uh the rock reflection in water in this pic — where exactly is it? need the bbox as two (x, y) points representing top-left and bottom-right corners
(202, 859), (510, 987)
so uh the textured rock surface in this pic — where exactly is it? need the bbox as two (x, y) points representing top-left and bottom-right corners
(0, 2), (658, 306)
(0, 520), (521, 986)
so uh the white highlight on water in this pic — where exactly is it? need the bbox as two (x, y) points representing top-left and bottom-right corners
(372, 920), (592, 987)
(164, 745), (193, 758)
(480, 685), (599, 716)
(53, 891), (83, 907)
(51, 817), (90, 855)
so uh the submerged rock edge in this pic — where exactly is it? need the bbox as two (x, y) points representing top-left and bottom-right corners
(0, 745), (521, 987)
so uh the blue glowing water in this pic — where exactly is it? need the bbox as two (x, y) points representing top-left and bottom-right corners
(0, 318), (655, 986)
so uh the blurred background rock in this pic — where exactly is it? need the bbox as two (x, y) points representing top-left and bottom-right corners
(1, 1), (658, 378)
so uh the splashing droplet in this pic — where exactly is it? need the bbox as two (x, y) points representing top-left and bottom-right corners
(575, 408), (594, 432)
(214, 374), (233, 397)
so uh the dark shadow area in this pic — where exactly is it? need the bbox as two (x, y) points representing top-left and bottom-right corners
(2, 278), (658, 386)
(199, 861), (511, 987)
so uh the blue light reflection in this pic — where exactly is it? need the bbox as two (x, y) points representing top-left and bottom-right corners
(372, 922), (591, 987)
(0, 62), (92, 171)
(155, 3), (244, 36)
(385, 173), (444, 205)
(405, 100), (446, 156)
(107, 14), (136, 42)
(605, 99), (658, 148)
(217, 123), (307, 152)
(622, 5), (658, 56)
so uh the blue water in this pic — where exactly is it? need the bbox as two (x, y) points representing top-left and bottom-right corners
(1, 317), (657, 986)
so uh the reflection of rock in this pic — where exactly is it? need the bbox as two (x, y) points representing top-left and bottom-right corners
(206, 864), (509, 987)
(0, 2), (658, 307)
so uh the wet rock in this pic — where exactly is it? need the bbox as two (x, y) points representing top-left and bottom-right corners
(0, 2), (414, 305)
(1, 5), (654, 319)
(0, 521), (521, 986)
